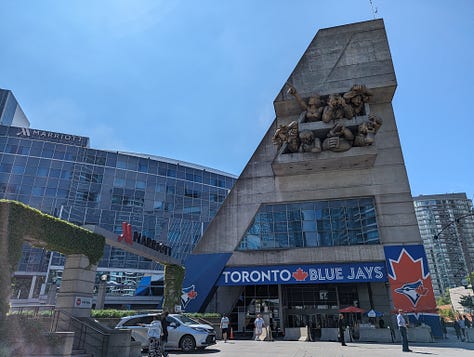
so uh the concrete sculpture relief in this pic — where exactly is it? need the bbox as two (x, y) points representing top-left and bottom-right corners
(343, 84), (372, 116)
(272, 121), (299, 151)
(287, 85), (325, 122)
(354, 114), (383, 147)
(322, 123), (354, 152)
(273, 84), (382, 154)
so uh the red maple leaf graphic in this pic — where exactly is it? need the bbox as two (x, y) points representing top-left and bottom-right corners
(415, 284), (429, 296)
(187, 290), (197, 299)
(388, 250), (436, 312)
(292, 268), (308, 281)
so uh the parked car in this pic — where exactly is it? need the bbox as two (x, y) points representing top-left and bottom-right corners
(115, 313), (216, 352)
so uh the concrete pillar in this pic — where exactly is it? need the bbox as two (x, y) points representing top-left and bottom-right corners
(55, 254), (97, 318)
(28, 275), (37, 299)
(95, 279), (107, 310)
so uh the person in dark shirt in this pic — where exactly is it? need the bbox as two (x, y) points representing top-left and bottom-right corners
(338, 314), (347, 346)
(161, 311), (169, 356)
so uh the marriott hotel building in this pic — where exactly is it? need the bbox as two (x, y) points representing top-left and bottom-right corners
(0, 89), (236, 308)
(182, 20), (442, 338)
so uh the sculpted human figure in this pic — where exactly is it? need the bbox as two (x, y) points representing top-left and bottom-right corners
(354, 114), (383, 147)
(298, 130), (321, 153)
(272, 124), (289, 149)
(286, 121), (300, 153)
(322, 123), (354, 152)
(343, 84), (372, 116)
(287, 84), (324, 122)
(272, 121), (300, 153)
(322, 94), (354, 123)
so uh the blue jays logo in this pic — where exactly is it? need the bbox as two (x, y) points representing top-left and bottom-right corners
(181, 285), (198, 308)
(395, 279), (429, 307)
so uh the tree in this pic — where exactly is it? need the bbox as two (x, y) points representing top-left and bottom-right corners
(436, 288), (452, 306)
(459, 295), (474, 314)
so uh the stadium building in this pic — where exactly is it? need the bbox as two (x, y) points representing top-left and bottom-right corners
(182, 19), (442, 338)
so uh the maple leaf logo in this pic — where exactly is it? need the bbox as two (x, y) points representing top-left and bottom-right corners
(292, 268), (308, 281)
(388, 249), (436, 311)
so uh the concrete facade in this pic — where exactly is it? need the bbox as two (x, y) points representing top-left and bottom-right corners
(184, 19), (439, 338)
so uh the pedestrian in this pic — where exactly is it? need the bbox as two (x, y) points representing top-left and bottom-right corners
(463, 315), (471, 328)
(254, 314), (265, 341)
(440, 317), (447, 339)
(454, 317), (462, 340)
(457, 315), (466, 341)
(161, 311), (169, 356)
(397, 309), (412, 352)
(140, 315), (163, 357)
(338, 313), (347, 346)
(220, 313), (230, 342)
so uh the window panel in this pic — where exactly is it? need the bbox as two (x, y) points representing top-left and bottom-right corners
(238, 198), (380, 251)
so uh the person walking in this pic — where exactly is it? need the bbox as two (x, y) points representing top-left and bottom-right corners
(457, 315), (466, 341)
(141, 315), (163, 357)
(220, 314), (230, 342)
(454, 317), (462, 340)
(397, 309), (412, 352)
(338, 313), (347, 346)
(254, 314), (265, 341)
(160, 311), (169, 356)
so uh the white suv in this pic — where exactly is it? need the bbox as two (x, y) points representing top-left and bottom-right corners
(115, 313), (216, 352)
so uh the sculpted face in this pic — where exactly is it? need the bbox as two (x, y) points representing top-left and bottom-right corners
(351, 95), (362, 106)
(308, 96), (322, 107)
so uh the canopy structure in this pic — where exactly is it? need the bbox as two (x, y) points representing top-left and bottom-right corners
(339, 306), (365, 313)
(365, 309), (383, 317)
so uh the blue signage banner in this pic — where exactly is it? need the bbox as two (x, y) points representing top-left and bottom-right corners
(216, 262), (387, 286)
(182, 253), (232, 312)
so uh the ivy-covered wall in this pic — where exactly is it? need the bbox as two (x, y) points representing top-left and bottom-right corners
(162, 264), (185, 313)
(0, 200), (106, 325)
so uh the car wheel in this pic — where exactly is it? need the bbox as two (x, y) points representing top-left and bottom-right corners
(180, 335), (196, 352)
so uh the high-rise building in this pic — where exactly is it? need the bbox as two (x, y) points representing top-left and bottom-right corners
(0, 88), (30, 127)
(0, 116), (236, 307)
(414, 193), (474, 297)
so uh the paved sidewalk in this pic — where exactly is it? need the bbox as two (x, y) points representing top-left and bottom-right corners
(155, 339), (474, 357)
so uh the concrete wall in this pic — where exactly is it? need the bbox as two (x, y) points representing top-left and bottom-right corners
(193, 19), (421, 312)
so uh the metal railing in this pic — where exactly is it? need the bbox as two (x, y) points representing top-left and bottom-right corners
(50, 309), (110, 354)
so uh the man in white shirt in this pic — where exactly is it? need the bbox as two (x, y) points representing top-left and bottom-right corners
(254, 314), (265, 341)
(397, 309), (412, 352)
(220, 314), (230, 342)
(142, 315), (165, 357)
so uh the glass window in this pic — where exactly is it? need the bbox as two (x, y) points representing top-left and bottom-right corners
(238, 198), (380, 251)
(114, 178), (125, 187)
(12, 165), (25, 174)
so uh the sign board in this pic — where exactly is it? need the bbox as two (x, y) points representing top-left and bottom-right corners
(217, 262), (386, 286)
(74, 296), (93, 309)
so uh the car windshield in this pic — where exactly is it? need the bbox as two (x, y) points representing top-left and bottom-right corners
(174, 315), (200, 326)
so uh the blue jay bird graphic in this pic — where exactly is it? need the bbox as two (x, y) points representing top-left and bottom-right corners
(395, 279), (428, 306)
(181, 285), (198, 308)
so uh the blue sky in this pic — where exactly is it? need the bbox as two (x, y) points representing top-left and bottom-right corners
(0, 0), (473, 200)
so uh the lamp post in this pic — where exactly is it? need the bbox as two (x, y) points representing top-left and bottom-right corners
(95, 274), (108, 310)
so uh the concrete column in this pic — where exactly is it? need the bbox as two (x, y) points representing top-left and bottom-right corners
(55, 254), (97, 318)
(28, 275), (37, 299)
(95, 279), (107, 310)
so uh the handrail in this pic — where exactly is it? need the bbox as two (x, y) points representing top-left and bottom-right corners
(51, 309), (110, 354)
